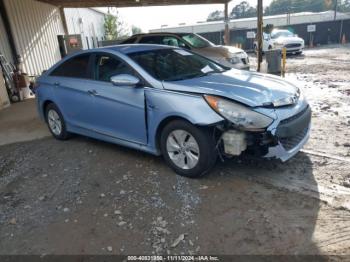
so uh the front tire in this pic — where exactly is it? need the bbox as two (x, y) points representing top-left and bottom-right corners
(45, 103), (70, 140)
(160, 120), (217, 178)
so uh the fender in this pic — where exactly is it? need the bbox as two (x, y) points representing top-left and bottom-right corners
(145, 88), (224, 154)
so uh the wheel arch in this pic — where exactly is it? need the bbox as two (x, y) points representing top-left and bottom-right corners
(154, 115), (193, 153)
(42, 100), (55, 120)
(153, 115), (221, 153)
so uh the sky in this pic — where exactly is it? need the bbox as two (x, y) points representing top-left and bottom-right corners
(97, 0), (273, 33)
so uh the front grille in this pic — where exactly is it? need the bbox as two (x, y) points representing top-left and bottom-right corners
(276, 105), (311, 151)
(280, 105), (309, 125)
(285, 43), (301, 48)
(279, 126), (308, 151)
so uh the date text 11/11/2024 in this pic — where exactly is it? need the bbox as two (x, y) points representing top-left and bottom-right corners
(127, 255), (220, 261)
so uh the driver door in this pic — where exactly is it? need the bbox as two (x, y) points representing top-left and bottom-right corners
(90, 53), (147, 144)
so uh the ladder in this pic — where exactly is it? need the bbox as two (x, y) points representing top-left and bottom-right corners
(0, 53), (16, 95)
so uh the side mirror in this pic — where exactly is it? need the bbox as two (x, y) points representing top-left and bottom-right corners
(111, 74), (140, 87)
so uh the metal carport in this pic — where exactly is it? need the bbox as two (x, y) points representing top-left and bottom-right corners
(46, 0), (265, 72)
(36, 0), (232, 47)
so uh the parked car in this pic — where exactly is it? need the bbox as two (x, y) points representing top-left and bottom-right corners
(254, 32), (275, 52)
(36, 45), (311, 178)
(254, 30), (305, 54)
(121, 32), (250, 70)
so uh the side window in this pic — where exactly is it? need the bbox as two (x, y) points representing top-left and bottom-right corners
(161, 36), (179, 47)
(51, 54), (91, 79)
(139, 36), (162, 44)
(161, 36), (188, 48)
(95, 54), (134, 82)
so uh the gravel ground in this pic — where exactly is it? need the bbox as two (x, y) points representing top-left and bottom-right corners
(0, 45), (350, 256)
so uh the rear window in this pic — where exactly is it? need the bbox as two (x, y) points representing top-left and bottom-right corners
(121, 36), (137, 44)
(138, 36), (163, 44)
(51, 54), (91, 79)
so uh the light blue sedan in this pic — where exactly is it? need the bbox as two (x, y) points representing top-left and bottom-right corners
(36, 44), (311, 178)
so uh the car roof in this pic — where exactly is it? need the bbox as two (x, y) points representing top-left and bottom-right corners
(272, 29), (291, 32)
(130, 32), (191, 38)
(78, 44), (174, 55)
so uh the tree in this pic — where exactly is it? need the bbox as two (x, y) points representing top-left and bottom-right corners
(264, 0), (330, 16)
(230, 1), (257, 19)
(339, 0), (350, 12)
(264, 24), (274, 34)
(104, 9), (128, 40)
(104, 13), (117, 40)
(207, 10), (224, 21)
(132, 25), (142, 35)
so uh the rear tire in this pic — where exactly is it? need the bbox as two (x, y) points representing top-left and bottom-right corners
(160, 120), (217, 178)
(45, 103), (70, 140)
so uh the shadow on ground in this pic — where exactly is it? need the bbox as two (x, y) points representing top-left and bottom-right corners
(0, 136), (321, 255)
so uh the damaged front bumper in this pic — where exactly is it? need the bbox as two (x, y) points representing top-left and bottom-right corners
(219, 101), (311, 162)
(264, 124), (310, 161)
(264, 104), (311, 161)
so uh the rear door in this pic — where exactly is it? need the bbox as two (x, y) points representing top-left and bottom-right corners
(48, 54), (96, 130)
(88, 53), (147, 144)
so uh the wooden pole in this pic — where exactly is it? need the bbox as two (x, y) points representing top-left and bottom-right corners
(334, 0), (338, 21)
(0, 0), (19, 65)
(257, 0), (263, 72)
(281, 47), (286, 77)
(224, 2), (230, 45)
(59, 6), (69, 35)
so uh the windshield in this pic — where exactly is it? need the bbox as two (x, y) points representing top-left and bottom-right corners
(128, 48), (226, 81)
(181, 34), (212, 48)
(271, 30), (294, 39)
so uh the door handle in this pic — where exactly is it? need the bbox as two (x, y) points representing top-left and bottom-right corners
(88, 89), (98, 96)
(54, 82), (60, 86)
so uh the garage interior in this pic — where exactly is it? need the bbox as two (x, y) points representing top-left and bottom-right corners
(0, 0), (233, 144)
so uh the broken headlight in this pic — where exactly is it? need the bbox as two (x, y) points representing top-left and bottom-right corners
(226, 56), (241, 64)
(272, 88), (301, 107)
(204, 95), (273, 131)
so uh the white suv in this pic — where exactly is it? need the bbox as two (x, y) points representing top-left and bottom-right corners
(255, 29), (305, 54)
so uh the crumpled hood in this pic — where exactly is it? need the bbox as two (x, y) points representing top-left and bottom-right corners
(162, 69), (299, 107)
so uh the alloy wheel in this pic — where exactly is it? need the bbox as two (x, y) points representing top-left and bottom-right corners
(47, 109), (62, 136)
(166, 129), (200, 170)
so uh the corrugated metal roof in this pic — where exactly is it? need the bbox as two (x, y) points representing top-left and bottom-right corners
(4, 0), (64, 75)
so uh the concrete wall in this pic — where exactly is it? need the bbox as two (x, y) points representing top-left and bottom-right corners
(198, 19), (350, 50)
(150, 11), (350, 34)
(4, 0), (64, 76)
(64, 8), (105, 49)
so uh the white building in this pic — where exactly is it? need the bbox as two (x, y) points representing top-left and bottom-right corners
(64, 8), (106, 50)
(0, 0), (64, 76)
(0, 0), (106, 76)
(150, 11), (350, 34)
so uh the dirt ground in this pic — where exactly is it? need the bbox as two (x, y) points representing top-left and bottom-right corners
(0, 45), (350, 257)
